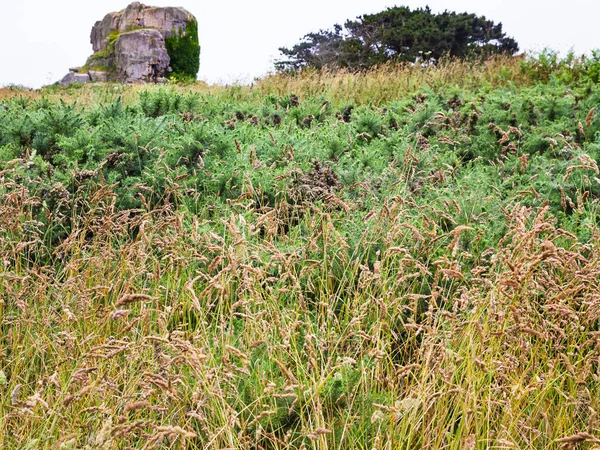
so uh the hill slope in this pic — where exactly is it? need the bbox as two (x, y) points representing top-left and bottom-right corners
(0, 55), (599, 448)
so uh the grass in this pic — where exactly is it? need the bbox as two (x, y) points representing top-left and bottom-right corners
(0, 53), (600, 448)
(0, 55), (533, 107)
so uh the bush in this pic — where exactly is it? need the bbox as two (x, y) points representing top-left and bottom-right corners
(165, 19), (201, 79)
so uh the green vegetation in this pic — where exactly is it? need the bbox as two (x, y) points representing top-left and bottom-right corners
(0, 53), (599, 448)
(82, 31), (121, 74)
(108, 27), (120, 53)
(165, 19), (201, 80)
(88, 49), (112, 60)
(77, 64), (115, 75)
(88, 65), (114, 73)
(277, 6), (518, 71)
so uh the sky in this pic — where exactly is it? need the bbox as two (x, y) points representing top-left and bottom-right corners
(0, 0), (598, 88)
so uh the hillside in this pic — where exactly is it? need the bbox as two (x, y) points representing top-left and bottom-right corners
(0, 54), (600, 449)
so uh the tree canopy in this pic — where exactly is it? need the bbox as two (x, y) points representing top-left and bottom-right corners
(276, 6), (519, 71)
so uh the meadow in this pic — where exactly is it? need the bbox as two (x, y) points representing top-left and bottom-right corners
(1, 53), (600, 449)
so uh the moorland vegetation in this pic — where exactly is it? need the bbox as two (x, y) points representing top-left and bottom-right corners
(0, 52), (600, 448)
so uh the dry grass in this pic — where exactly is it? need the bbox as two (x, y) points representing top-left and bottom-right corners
(0, 55), (528, 108)
(0, 176), (598, 449)
(254, 55), (530, 105)
(1, 54), (600, 448)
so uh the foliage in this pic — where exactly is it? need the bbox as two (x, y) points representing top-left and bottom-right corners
(165, 19), (201, 79)
(276, 6), (519, 71)
(0, 53), (599, 448)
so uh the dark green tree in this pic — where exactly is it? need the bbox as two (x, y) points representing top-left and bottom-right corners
(276, 6), (518, 71)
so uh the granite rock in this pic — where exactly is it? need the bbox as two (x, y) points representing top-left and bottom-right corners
(89, 70), (110, 82)
(59, 2), (198, 85)
(114, 29), (170, 82)
(91, 2), (194, 53)
(59, 72), (91, 86)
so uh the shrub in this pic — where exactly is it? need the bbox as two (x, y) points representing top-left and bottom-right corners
(165, 19), (201, 79)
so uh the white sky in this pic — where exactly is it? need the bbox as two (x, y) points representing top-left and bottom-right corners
(0, 0), (598, 88)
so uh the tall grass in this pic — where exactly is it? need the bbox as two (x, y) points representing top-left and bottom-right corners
(1, 53), (600, 448)
(1, 177), (599, 449)
(0, 54), (568, 107)
(254, 56), (532, 105)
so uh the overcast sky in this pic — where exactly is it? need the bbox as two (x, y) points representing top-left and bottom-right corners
(0, 0), (598, 88)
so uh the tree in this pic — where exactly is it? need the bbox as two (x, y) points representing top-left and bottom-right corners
(275, 6), (519, 71)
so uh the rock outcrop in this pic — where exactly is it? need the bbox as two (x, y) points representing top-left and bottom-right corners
(59, 72), (92, 85)
(59, 2), (199, 85)
(91, 2), (192, 53)
(114, 29), (171, 82)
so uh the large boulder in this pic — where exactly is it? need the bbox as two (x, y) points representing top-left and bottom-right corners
(59, 72), (91, 86)
(91, 2), (194, 53)
(114, 29), (170, 82)
(59, 2), (199, 85)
